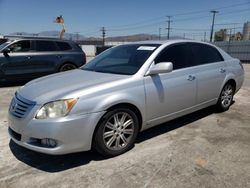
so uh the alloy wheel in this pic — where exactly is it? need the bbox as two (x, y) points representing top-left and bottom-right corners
(220, 84), (234, 108)
(103, 112), (135, 150)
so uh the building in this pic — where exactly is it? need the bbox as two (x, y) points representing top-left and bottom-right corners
(214, 29), (228, 41)
(215, 29), (243, 42)
(243, 21), (250, 40)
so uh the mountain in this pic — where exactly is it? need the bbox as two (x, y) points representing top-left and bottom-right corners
(9, 31), (184, 42)
(10, 31), (86, 40)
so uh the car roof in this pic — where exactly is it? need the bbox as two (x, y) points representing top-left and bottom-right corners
(14, 38), (73, 42)
(130, 39), (213, 46)
(125, 39), (220, 51)
(3, 36), (73, 43)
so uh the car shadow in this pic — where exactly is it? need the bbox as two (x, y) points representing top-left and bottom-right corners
(9, 105), (229, 173)
(9, 140), (105, 173)
(0, 81), (28, 88)
(136, 106), (215, 143)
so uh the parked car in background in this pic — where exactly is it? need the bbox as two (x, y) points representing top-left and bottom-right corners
(0, 38), (86, 82)
(8, 40), (244, 157)
(0, 38), (8, 45)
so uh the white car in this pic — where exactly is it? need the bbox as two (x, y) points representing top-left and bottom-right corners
(8, 40), (244, 157)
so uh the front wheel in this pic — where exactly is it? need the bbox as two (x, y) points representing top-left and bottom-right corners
(93, 108), (139, 157)
(216, 83), (235, 111)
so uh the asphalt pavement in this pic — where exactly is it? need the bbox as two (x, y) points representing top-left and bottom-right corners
(0, 64), (249, 188)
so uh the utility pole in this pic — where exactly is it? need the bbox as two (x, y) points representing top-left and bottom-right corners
(159, 28), (161, 40)
(101, 27), (106, 46)
(210, 10), (219, 42)
(227, 28), (232, 53)
(204, 32), (206, 41)
(166, 16), (172, 39)
(75, 32), (79, 42)
(183, 33), (185, 39)
(233, 23), (236, 41)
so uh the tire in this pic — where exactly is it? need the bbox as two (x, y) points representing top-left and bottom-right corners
(93, 108), (139, 157)
(216, 82), (235, 112)
(59, 63), (77, 72)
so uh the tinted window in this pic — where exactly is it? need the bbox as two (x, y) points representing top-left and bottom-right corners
(9, 40), (31, 52)
(56, 42), (72, 51)
(191, 43), (223, 65)
(82, 44), (160, 75)
(155, 44), (193, 70)
(0, 41), (12, 51)
(36, 41), (58, 51)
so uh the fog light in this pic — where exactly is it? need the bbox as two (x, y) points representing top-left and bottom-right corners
(41, 138), (57, 148)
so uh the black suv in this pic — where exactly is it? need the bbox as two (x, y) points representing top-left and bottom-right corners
(0, 38), (86, 82)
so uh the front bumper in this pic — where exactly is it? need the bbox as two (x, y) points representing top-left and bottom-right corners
(8, 111), (105, 155)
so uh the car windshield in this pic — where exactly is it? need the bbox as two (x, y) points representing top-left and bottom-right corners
(0, 41), (11, 51)
(81, 44), (160, 75)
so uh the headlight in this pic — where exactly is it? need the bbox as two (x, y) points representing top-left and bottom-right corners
(35, 98), (77, 119)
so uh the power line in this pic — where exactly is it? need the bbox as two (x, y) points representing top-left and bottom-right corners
(173, 8), (249, 23)
(215, 22), (243, 26)
(109, 21), (165, 31)
(73, 2), (249, 38)
(108, 16), (166, 29)
(76, 7), (249, 36)
(104, 1), (250, 29)
(172, 1), (249, 17)
(172, 28), (209, 31)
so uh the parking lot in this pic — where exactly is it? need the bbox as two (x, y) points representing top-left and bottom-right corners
(0, 64), (249, 188)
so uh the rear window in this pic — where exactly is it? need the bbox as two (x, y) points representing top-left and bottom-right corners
(191, 43), (223, 65)
(56, 42), (72, 51)
(35, 41), (58, 51)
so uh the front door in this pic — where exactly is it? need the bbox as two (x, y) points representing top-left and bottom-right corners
(1, 40), (34, 81)
(144, 43), (197, 128)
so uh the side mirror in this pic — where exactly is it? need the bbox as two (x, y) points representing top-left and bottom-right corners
(2, 48), (10, 56)
(146, 62), (173, 76)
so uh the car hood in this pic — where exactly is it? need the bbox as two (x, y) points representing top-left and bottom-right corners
(17, 69), (129, 104)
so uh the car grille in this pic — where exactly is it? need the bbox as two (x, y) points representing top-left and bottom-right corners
(9, 93), (36, 118)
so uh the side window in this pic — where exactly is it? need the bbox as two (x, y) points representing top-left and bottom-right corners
(191, 43), (223, 65)
(35, 41), (58, 51)
(155, 44), (193, 70)
(9, 40), (31, 52)
(56, 42), (72, 51)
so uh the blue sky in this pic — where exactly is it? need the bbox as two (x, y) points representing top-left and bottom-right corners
(0, 0), (249, 39)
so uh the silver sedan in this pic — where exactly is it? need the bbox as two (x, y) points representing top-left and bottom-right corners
(8, 40), (244, 157)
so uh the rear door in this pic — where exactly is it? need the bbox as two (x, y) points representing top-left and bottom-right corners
(29, 40), (60, 77)
(144, 43), (197, 126)
(190, 43), (226, 104)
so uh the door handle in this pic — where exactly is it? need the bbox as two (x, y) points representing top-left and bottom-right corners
(187, 75), (195, 81)
(220, 68), (226, 73)
(27, 56), (31, 59)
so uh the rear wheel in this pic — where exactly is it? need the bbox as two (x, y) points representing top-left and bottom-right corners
(216, 83), (235, 111)
(59, 63), (77, 72)
(93, 108), (139, 157)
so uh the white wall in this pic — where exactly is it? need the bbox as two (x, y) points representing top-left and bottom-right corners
(81, 45), (96, 57)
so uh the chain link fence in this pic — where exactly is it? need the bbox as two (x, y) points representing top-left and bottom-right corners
(213, 40), (250, 63)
